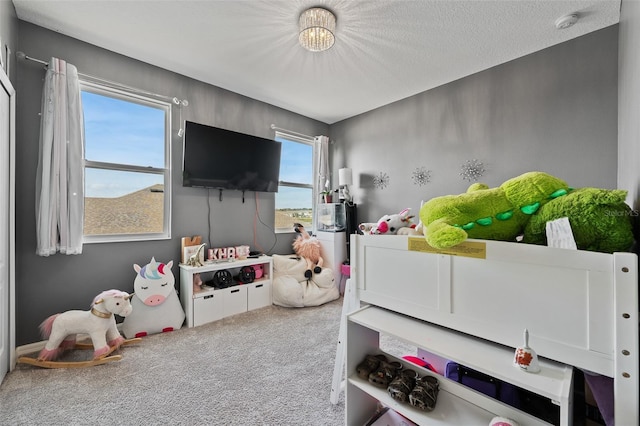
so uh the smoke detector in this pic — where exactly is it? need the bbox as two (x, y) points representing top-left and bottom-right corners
(555, 14), (579, 30)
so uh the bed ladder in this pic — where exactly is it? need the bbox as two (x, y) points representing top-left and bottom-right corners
(330, 277), (359, 404)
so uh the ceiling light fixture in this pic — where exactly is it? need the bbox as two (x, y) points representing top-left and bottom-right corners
(299, 7), (336, 52)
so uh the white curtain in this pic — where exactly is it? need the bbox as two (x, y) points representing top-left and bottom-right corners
(316, 135), (330, 190)
(35, 57), (85, 256)
(313, 135), (330, 234)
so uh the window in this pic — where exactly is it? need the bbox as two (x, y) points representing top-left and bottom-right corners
(275, 133), (315, 233)
(80, 81), (171, 242)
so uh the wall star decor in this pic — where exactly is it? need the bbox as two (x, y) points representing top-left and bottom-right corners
(373, 172), (390, 190)
(412, 167), (432, 186)
(460, 159), (485, 182)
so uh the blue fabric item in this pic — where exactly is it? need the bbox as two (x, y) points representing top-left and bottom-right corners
(445, 362), (521, 408)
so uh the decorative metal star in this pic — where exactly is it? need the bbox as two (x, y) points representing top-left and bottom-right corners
(460, 159), (485, 182)
(412, 167), (432, 186)
(373, 172), (390, 190)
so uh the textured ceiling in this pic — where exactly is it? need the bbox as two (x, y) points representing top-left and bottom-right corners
(13, 0), (620, 124)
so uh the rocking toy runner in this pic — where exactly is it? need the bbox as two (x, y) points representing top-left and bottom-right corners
(18, 289), (141, 369)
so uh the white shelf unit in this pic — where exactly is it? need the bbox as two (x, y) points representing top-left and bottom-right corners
(179, 256), (273, 328)
(346, 305), (573, 426)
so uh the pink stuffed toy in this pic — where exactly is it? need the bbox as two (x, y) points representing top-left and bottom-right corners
(292, 223), (324, 278)
(359, 208), (415, 235)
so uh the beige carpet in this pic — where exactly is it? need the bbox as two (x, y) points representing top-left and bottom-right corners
(2, 298), (351, 425)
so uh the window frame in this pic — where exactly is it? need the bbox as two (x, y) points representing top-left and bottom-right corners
(80, 80), (172, 243)
(274, 131), (317, 234)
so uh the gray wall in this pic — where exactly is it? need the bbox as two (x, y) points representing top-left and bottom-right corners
(618, 0), (640, 209)
(330, 26), (619, 224)
(0, 0), (17, 83)
(15, 22), (328, 345)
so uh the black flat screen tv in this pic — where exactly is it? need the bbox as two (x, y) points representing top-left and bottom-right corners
(182, 121), (282, 192)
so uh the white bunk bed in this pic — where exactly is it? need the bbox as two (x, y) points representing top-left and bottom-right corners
(338, 234), (639, 425)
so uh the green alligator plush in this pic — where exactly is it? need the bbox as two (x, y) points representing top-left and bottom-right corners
(522, 187), (634, 253)
(420, 171), (635, 253)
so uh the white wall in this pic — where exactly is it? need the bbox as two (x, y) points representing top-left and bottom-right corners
(618, 0), (640, 209)
(0, 0), (17, 83)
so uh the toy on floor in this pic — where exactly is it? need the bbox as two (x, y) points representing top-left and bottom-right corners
(293, 223), (324, 278)
(271, 254), (338, 308)
(17, 289), (141, 369)
(359, 208), (416, 235)
(420, 171), (635, 253)
(122, 257), (186, 338)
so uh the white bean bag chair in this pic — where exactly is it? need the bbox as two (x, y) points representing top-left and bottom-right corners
(272, 254), (340, 307)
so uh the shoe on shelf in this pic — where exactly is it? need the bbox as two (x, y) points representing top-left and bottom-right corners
(387, 368), (418, 403)
(356, 354), (388, 380)
(369, 359), (403, 388)
(409, 375), (440, 411)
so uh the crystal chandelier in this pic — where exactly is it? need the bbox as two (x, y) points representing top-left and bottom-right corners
(298, 7), (336, 52)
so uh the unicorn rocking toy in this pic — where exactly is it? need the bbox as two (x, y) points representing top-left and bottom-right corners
(18, 290), (142, 369)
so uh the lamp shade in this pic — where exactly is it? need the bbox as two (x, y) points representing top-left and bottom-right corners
(338, 168), (353, 186)
(299, 7), (336, 52)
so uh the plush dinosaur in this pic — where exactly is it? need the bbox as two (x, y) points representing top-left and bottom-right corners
(419, 171), (635, 253)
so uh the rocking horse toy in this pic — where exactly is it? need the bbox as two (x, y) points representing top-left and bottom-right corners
(18, 289), (142, 369)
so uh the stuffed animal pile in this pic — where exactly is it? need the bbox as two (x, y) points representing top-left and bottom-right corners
(418, 171), (635, 253)
(359, 208), (417, 235)
(271, 254), (339, 308)
(270, 223), (341, 307)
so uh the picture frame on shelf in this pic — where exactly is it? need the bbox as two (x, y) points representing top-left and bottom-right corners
(181, 235), (203, 264)
(183, 244), (205, 266)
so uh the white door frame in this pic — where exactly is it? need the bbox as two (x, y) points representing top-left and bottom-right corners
(0, 65), (15, 380)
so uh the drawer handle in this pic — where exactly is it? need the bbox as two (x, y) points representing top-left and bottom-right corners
(231, 289), (240, 293)
(204, 295), (214, 300)
(255, 284), (263, 288)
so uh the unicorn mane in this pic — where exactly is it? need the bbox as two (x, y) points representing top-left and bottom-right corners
(138, 257), (167, 280)
(91, 289), (130, 307)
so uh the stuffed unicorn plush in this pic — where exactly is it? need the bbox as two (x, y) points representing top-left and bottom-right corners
(122, 258), (185, 338)
(359, 208), (416, 235)
(292, 223), (324, 278)
(38, 289), (133, 360)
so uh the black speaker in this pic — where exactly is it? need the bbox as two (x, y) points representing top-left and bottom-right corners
(212, 269), (233, 288)
(236, 266), (256, 284)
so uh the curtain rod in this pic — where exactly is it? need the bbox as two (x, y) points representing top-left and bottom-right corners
(16, 51), (188, 106)
(270, 124), (315, 140)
